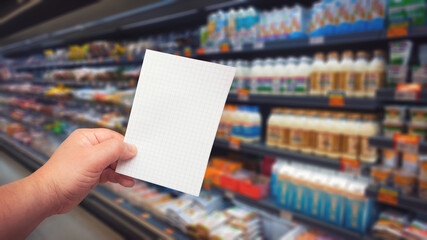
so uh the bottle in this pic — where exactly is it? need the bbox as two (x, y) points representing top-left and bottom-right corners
(258, 58), (275, 94)
(300, 111), (313, 153)
(288, 110), (302, 151)
(240, 106), (250, 142)
(354, 51), (369, 97)
(227, 9), (238, 46)
(315, 111), (332, 156)
(227, 60), (236, 93)
(310, 53), (325, 95)
(231, 106), (244, 140)
(236, 8), (246, 45)
(306, 111), (320, 154)
(216, 10), (228, 46)
(278, 109), (292, 149)
(250, 59), (263, 94)
(245, 6), (259, 44)
(267, 109), (281, 147)
(360, 114), (379, 163)
(294, 56), (312, 95)
(340, 50), (356, 97)
(234, 60), (245, 93)
(327, 112), (346, 158)
(272, 58), (287, 94)
(285, 57), (298, 95)
(364, 50), (386, 98)
(323, 52), (340, 95)
(342, 113), (362, 159)
(242, 61), (251, 93)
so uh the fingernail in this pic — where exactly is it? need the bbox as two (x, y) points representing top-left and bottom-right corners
(127, 143), (137, 154)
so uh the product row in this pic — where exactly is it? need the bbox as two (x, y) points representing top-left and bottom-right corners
(42, 67), (141, 82)
(266, 108), (378, 162)
(224, 49), (385, 97)
(383, 105), (427, 140)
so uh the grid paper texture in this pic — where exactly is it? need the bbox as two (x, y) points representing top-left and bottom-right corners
(116, 50), (236, 196)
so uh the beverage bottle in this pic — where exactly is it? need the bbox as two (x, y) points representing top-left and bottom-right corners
(294, 56), (312, 95)
(250, 59), (263, 94)
(340, 50), (356, 97)
(323, 51), (340, 95)
(236, 8), (246, 45)
(342, 113), (362, 159)
(227, 60), (236, 93)
(227, 9), (238, 46)
(245, 6), (260, 44)
(278, 109), (292, 149)
(354, 51), (369, 97)
(360, 114), (379, 163)
(315, 111), (332, 156)
(327, 112), (346, 158)
(285, 57), (298, 95)
(364, 50), (386, 97)
(272, 57), (287, 94)
(310, 53), (325, 95)
(258, 58), (275, 94)
(267, 109), (281, 147)
(288, 110), (302, 151)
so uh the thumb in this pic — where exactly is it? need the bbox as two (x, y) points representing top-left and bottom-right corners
(90, 138), (137, 172)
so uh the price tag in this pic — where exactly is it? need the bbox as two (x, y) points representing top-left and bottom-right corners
(184, 48), (192, 57)
(220, 43), (230, 52)
(115, 198), (123, 204)
(377, 187), (399, 205)
(233, 44), (243, 52)
(141, 213), (150, 219)
(340, 157), (361, 174)
(196, 48), (205, 55)
(229, 137), (241, 150)
(253, 42), (264, 50)
(387, 22), (409, 38)
(173, 52), (180, 56)
(237, 89), (249, 101)
(164, 228), (174, 235)
(225, 190), (235, 199)
(280, 210), (293, 221)
(394, 133), (419, 154)
(328, 92), (345, 106)
(395, 83), (421, 101)
(309, 36), (324, 45)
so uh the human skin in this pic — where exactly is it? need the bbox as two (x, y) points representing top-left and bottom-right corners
(0, 128), (137, 240)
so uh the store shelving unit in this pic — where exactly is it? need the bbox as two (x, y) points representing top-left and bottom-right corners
(376, 88), (427, 104)
(369, 135), (427, 154)
(209, 185), (373, 240)
(227, 94), (381, 111)
(365, 186), (427, 215)
(0, 132), (188, 240)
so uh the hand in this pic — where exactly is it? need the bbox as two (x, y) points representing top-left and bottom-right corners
(33, 128), (137, 215)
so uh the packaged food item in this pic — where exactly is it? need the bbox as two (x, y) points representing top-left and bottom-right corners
(289, 110), (303, 151)
(285, 57), (299, 94)
(300, 111), (314, 153)
(250, 59), (263, 94)
(257, 58), (274, 94)
(418, 176), (427, 200)
(367, 0), (386, 30)
(354, 51), (369, 97)
(344, 181), (373, 234)
(421, 160), (427, 178)
(370, 165), (392, 186)
(323, 176), (348, 226)
(289, 5), (310, 39)
(327, 112), (346, 158)
(410, 107), (427, 127)
(383, 121), (404, 138)
(372, 210), (410, 240)
(342, 113), (361, 159)
(394, 170), (416, 195)
(321, 52), (340, 95)
(402, 153), (421, 173)
(266, 109), (281, 147)
(350, 0), (368, 32)
(272, 58), (287, 94)
(276, 164), (295, 208)
(383, 149), (399, 169)
(315, 112), (332, 156)
(385, 106), (407, 124)
(278, 109), (292, 149)
(294, 56), (312, 94)
(408, 124), (427, 140)
(340, 50), (356, 96)
(390, 41), (413, 65)
(306, 173), (328, 218)
(403, 219), (427, 240)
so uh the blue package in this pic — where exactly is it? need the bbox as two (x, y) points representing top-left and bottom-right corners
(336, 0), (352, 34)
(323, 0), (337, 35)
(310, 2), (326, 37)
(289, 5), (310, 39)
(367, 0), (387, 30)
(276, 177), (294, 209)
(351, 0), (368, 32)
(324, 192), (346, 226)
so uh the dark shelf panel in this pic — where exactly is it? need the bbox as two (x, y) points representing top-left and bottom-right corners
(366, 186), (427, 215)
(369, 135), (427, 154)
(0, 133), (188, 240)
(227, 94), (381, 111)
(210, 185), (371, 240)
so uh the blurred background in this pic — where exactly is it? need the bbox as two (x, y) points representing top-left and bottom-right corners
(1, 0), (427, 239)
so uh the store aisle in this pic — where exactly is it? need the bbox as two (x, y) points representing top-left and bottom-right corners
(0, 151), (123, 240)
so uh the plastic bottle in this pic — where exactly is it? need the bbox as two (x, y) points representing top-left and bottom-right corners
(231, 106), (245, 140)
(250, 59), (263, 94)
(278, 109), (292, 149)
(285, 57), (298, 95)
(289, 110), (302, 151)
(216, 10), (228, 46)
(236, 8), (246, 45)
(242, 61), (251, 93)
(227, 9), (238, 46)
(360, 114), (379, 163)
(315, 111), (332, 156)
(323, 52), (340, 95)
(207, 12), (217, 45)
(234, 60), (245, 93)
(340, 50), (356, 96)
(354, 51), (369, 97)
(294, 56), (312, 95)
(364, 50), (386, 98)
(217, 106), (229, 139)
(306, 111), (320, 154)
(258, 58), (275, 94)
(240, 106), (250, 142)
(342, 113), (362, 159)
(245, 6), (259, 44)
(227, 60), (236, 93)
(267, 109), (281, 147)
(272, 58), (287, 94)
(300, 111), (313, 153)
(327, 112), (346, 158)
(310, 53), (325, 95)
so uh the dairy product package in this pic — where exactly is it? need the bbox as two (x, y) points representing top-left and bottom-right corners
(350, 0), (368, 32)
(289, 5), (310, 39)
(368, 0), (387, 30)
(323, 0), (338, 35)
(310, 2), (326, 36)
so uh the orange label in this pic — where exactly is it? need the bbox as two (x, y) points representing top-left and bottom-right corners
(184, 48), (192, 57)
(173, 52), (180, 56)
(229, 137), (241, 150)
(196, 48), (205, 55)
(220, 43), (230, 52)
(127, 55), (133, 61)
(394, 133), (419, 144)
(329, 93), (345, 106)
(237, 89), (249, 101)
(395, 83), (422, 101)
(394, 133), (419, 154)
(377, 187), (398, 205)
(340, 157), (360, 174)
(387, 22), (409, 38)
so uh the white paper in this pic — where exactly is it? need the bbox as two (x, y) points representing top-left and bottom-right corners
(116, 50), (236, 196)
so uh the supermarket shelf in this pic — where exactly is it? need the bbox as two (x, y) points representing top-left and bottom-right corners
(213, 139), (340, 170)
(376, 88), (427, 104)
(0, 133), (187, 240)
(196, 30), (386, 58)
(0, 79), (137, 89)
(209, 185), (371, 240)
(15, 55), (144, 71)
(369, 135), (427, 154)
(365, 185), (427, 215)
(226, 94), (381, 111)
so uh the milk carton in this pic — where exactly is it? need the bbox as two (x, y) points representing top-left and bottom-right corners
(289, 5), (310, 39)
(310, 2), (325, 37)
(336, 0), (352, 34)
(350, 0), (368, 32)
(367, 0), (387, 30)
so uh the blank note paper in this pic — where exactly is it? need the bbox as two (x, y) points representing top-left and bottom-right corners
(116, 50), (236, 196)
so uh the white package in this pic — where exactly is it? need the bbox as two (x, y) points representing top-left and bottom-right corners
(116, 50), (236, 195)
